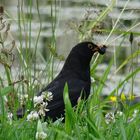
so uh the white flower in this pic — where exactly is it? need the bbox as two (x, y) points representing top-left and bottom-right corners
(36, 131), (47, 140)
(38, 102), (49, 116)
(7, 112), (13, 119)
(116, 111), (123, 117)
(27, 111), (39, 121)
(34, 96), (44, 107)
(105, 112), (115, 124)
(42, 91), (53, 101)
(7, 112), (13, 125)
(32, 92), (52, 117)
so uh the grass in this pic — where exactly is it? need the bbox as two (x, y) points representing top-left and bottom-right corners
(0, 0), (140, 139)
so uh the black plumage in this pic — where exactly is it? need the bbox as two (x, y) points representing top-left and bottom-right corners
(38, 42), (107, 121)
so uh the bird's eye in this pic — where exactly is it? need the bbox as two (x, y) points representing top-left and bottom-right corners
(88, 44), (93, 49)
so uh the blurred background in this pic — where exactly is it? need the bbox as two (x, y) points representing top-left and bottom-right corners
(1, 0), (140, 96)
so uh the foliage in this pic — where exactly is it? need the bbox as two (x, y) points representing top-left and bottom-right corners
(0, 0), (140, 140)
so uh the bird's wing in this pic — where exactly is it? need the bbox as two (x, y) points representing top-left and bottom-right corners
(46, 78), (90, 110)
(44, 78), (90, 120)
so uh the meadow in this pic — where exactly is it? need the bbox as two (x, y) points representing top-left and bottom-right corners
(0, 0), (140, 139)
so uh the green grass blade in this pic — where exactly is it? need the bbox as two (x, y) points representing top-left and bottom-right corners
(63, 83), (76, 134)
(115, 50), (140, 73)
(96, 58), (113, 96)
(85, 117), (101, 139)
(119, 121), (127, 140)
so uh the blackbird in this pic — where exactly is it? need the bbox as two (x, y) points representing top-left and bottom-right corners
(37, 41), (107, 121)
(17, 42), (107, 120)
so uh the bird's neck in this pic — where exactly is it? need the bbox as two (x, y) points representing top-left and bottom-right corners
(61, 53), (92, 81)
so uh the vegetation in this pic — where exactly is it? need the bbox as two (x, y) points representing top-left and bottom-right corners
(0, 0), (140, 139)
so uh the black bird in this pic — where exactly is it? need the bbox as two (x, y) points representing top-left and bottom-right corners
(37, 41), (107, 121)
(17, 42), (106, 120)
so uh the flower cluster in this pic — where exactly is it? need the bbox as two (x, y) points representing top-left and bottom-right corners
(105, 112), (116, 124)
(36, 120), (47, 140)
(105, 111), (124, 124)
(27, 111), (39, 121)
(27, 91), (53, 121)
(105, 109), (139, 125)
(33, 91), (53, 116)
(36, 131), (47, 140)
(109, 93), (136, 103)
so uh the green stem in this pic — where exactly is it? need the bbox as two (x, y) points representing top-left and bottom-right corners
(130, 43), (134, 96)
(4, 66), (12, 85)
(50, 0), (57, 80)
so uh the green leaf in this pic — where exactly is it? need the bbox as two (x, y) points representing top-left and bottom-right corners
(119, 121), (127, 140)
(85, 117), (101, 139)
(63, 83), (76, 134)
(0, 85), (14, 96)
(37, 119), (43, 132)
(88, 57), (113, 117)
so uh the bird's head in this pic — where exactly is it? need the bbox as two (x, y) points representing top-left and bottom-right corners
(87, 42), (107, 55)
(62, 41), (107, 72)
(73, 42), (107, 56)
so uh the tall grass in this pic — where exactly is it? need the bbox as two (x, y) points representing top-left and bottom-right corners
(0, 0), (140, 140)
